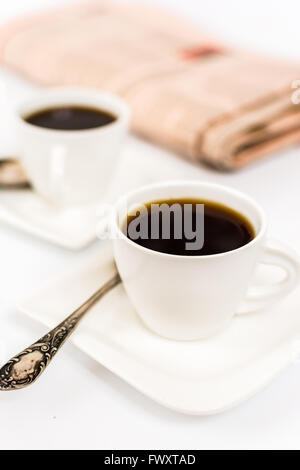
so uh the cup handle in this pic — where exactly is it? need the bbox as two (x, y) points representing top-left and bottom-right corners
(236, 239), (300, 315)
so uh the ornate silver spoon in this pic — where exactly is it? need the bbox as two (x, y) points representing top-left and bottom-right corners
(0, 273), (121, 391)
(0, 158), (30, 188)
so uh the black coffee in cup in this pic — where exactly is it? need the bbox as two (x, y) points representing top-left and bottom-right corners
(24, 105), (116, 130)
(125, 198), (254, 256)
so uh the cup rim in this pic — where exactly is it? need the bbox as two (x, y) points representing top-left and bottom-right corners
(15, 86), (131, 137)
(113, 180), (267, 260)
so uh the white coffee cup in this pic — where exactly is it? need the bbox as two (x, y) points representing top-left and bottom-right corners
(112, 181), (300, 341)
(15, 87), (130, 206)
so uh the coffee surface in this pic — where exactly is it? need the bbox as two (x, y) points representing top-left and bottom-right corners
(125, 198), (254, 256)
(25, 105), (116, 130)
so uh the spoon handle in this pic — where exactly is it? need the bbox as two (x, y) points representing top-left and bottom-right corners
(0, 158), (31, 188)
(0, 273), (121, 391)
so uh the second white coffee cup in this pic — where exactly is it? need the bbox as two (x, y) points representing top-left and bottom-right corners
(15, 87), (130, 206)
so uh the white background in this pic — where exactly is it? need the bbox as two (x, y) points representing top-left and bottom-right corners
(0, 0), (300, 450)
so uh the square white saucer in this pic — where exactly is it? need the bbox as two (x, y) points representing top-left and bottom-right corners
(19, 241), (300, 415)
(0, 148), (192, 250)
(0, 188), (101, 250)
(0, 151), (156, 249)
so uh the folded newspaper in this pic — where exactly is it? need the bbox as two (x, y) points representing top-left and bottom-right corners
(0, 0), (299, 169)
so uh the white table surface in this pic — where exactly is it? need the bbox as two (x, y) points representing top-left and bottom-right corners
(0, 0), (300, 450)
